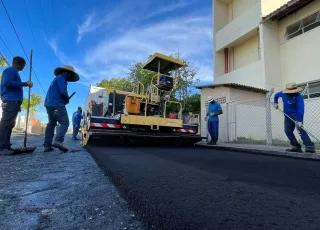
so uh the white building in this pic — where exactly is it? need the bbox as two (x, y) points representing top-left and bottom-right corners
(212, 0), (320, 93)
(198, 0), (320, 142)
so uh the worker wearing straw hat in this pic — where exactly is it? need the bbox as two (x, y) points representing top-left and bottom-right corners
(273, 82), (315, 153)
(205, 96), (223, 145)
(43, 65), (79, 152)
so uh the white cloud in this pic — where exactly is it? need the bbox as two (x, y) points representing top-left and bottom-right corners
(76, 0), (194, 43)
(144, 0), (192, 19)
(77, 11), (96, 43)
(83, 14), (213, 82)
(52, 1), (213, 85)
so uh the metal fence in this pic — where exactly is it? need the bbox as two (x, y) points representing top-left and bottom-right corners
(217, 93), (320, 147)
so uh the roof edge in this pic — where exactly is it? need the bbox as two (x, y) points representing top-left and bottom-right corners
(196, 83), (268, 93)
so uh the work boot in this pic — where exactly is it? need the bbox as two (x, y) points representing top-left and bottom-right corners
(52, 142), (68, 152)
(0, 149), (14, 156)
(305, 146), (316, 153)
(286, 146), (303, 153)
(43, 147), (54, 153)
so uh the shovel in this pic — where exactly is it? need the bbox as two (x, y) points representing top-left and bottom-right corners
(13, 49), (36, 154)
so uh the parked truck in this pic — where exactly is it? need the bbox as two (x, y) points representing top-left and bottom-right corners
(81, 53), (204, 146)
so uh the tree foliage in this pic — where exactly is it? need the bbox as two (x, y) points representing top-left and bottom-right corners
(0, 56), (7, 67)
(0, 55), (8, 80)
(181, 93), (200, 113)
(21, 93), (43, 117)
(127, 62), (156, 91)
(97, 78), (134, 92)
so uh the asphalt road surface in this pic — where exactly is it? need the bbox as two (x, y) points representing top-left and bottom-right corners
(87, 141), (320, 230)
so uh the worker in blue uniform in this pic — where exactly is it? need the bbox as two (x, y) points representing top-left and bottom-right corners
(0, 56), (33, 156)
(205, 96), (223, 145)
(72, 107), (83, 140)
(43, 65), (79, 152)
(273, 82), (315, 153)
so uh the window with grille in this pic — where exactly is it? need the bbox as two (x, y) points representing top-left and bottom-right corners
(285, 11), (320, 40)
(298, 81), (320, 99)
(205, 96), (227, 107)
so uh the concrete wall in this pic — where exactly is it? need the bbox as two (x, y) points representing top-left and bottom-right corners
(261, 0), (290, 17)
(214, 0), (229, 33)
(214, 60), (264, 89)
(233, 33), (260, 70)
(260, 21), (282, 91)
(215, 1), (261, 51)
(232, 0), (259, 19)
(230, 88), (266, 102)
(278, 0), (320, 85)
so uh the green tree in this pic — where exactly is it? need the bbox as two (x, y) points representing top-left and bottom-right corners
(0, 55), (8, 80)
(21, 93), (43, 117)
(181, 93), (200, 113)
(170, 51), (200, 109)
(97, 77), (134, 92)
(127, 62), (156, 92)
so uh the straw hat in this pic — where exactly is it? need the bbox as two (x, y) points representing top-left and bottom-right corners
(54, 65), (79, 82)
(282, 82), (303, 94)
(207, 96), (214, 103)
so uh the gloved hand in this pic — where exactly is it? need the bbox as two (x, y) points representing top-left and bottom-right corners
(273, 103), (278, 109)
(297, 122), (303, 128)
(205, 116), (208, 121)
(65, 99), (70, 105)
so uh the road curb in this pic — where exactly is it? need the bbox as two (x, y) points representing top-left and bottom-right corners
(195, 143), (320, 161)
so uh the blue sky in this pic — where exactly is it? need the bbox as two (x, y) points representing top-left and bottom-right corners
(0, 0), (213, 123)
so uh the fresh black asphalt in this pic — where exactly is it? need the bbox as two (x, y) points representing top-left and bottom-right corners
(87, 141), (320, 230)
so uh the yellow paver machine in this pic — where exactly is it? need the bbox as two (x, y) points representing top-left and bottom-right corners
(81, 53), (204, 146)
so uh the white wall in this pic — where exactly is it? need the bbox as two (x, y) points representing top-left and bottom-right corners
(215, 1), (261, 51)
(260, 21), (283, 91)
(214, 0), (229, 33)
(214, 60), (265, 89)
(224, 98), (320, 143)
(233, 33), (260, 70)
(278, 0), (320, 85)
(232, 0), (259, 20)
(261, 0), (290, 17)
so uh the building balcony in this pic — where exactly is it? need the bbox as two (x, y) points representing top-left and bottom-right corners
(215, 2), (261, 52)
(214, 60), (265, 89)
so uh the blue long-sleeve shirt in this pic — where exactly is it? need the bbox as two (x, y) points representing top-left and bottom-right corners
(274, 91), (304, 122)
(72, 111), (83, 125)
(0, 67), (27, 101)
(207, 102), (222, 121)
(44, 74), (69, 107)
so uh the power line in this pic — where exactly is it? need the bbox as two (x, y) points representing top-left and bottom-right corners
(1, 0), (46, 95)
(23, 0), (36, 46)
(39, 0), (50, 41)
(0, 34), (13, 57)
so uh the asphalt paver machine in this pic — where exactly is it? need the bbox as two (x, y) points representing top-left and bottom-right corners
(81, 53), (203, 146)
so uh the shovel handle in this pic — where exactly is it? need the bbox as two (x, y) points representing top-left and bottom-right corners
(68, 92), (76, 100)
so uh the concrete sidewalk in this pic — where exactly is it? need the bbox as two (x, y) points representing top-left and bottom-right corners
(196, 141), (320, 161)
(0, 134), (143, 230)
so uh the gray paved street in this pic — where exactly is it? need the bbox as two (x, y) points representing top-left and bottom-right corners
(0, 134), (143, 230)
(87, 141), (320, 230)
